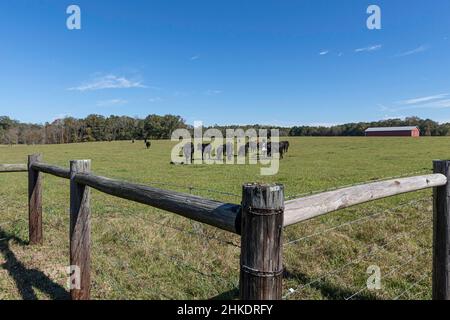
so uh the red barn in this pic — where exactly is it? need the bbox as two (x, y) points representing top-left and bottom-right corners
(365, 126), (420, 137)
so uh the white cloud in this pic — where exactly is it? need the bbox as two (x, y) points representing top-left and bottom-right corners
(378, 104), (390, 111)
(319, 50), (329, 56)
(395, 45), (429, 57)
(431, 99), (450, 108)
(398, 94), (448, 105)
(148, 97), (163, 103)
(381, 94), (450, 113)
(355, 44), (382, 53)
(190, 55), (200, 60)
(204, 90), (222, 95)
(96, 99), (128, 107)
(69, 74), (147, 91)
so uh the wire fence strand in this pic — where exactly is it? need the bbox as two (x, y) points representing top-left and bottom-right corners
(142, 180), (241, 199)
(344, 247), (430, 300)
(283, 217), (432, 299)
(393, 272), (431, 300)
(93, 211), (240, 248)
(284, 197), (431, 246)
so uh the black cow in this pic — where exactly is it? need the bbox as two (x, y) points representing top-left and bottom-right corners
(267, 142), (286, 159)
(183, 142), (194, 163)
(279, 141), (289, 154)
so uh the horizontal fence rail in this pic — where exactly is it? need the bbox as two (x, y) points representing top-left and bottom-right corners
(28, 161), (242, 234)
(73, 172), (241, 234)
(0, 163), (27, 172)
(284, 174), (447, 227)
(31, 162), (70, 179)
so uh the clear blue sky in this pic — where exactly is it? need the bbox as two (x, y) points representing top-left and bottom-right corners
(0, 0), (449, 126)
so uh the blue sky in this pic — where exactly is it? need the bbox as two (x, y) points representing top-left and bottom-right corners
(0, 0), (449, 126)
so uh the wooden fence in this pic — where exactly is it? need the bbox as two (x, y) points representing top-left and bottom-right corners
(0, 153), (449, 300)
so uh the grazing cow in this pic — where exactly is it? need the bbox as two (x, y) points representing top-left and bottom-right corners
(216, 144), (224, 160)
(267, 142), (285, 159)
(197, 143), (212, 160)
(238, 145), (246, 158)
(280, 141), (290, 154)
(248, 141), (257, 153)
(225, 142), (234, 161)
(145, 141), (151, 149)
(183, 142), (194, 163)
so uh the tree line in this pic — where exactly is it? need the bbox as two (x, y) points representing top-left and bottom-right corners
(1, 115), (449, 145)
(0, 114), (187, 145)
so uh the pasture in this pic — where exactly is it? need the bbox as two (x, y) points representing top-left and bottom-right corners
(1, 137), (449, 300)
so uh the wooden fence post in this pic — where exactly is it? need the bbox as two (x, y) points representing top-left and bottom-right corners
(28, 154), (42, 245)
(69, 160), (91, 300)
(239, 183), (284, 300)
(433, 160), (450, 300)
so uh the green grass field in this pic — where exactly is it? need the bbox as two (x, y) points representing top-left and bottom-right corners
(1, 137), (449, 300)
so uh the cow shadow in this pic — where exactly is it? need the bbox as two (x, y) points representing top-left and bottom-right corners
(0, 228), (70, 300)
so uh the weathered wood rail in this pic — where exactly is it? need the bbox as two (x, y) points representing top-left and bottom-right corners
(1, 154), (449, 300)
(73, 172), (241, 234)
(0, 163), (27, 172)
(284, 173), (447, 226)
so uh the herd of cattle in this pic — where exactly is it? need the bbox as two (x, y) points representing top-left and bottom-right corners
(181, 140), (290, 163)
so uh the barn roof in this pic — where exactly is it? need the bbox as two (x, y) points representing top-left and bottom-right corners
(365, 126), (419, 132)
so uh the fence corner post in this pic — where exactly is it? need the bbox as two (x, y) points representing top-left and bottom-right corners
(433, 160), (450, 300)
(239, 183), (284, 300)
(69, 159), (91, 300)
(28, 153), (42, 245)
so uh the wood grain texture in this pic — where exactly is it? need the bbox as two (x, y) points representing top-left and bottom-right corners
(240, 183), (284, 300)
(28, 154), (42, 245)
(73, 172), (241, 234)
(70, 160), (91, 300)
(284, 174), (447, 227)
(0, 164), (27, 172)
(31, 162), (70, 179)
(433, 161), (450, 300)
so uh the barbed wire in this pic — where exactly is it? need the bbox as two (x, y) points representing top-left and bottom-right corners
(93, 210), (240, 249)
(284, 197), (431, 246)
(141, 215), (240, 248)
(344, 247), (430, 300)
(90, 255), (204, 300)
(142, 180), (241, 199)
(285, 169), (432, 201)
(156, 249), (239, 286)
(392, 272), (431, 300)
(408, 289), (428, 300)
(100, 236), (239, 288)
(283, 218), (431, 299)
